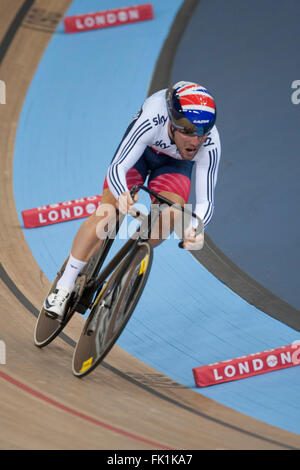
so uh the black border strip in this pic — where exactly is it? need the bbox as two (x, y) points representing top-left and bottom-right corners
(148, 0), (199, 95)
(0, 0), (298, 449)
(147, 0), (300, 331)
(194, 238), (300, 332)
(0, 0), (35, 65)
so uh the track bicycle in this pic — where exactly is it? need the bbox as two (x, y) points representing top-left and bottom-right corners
(34, 185), (203, 377)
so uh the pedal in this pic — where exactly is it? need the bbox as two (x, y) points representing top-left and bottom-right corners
(74, 302), (88, 315)
(75, 288), (97, 314)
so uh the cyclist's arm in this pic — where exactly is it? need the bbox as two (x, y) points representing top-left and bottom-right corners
(106, 103), (156, 200)
(193, 128), (221, 229)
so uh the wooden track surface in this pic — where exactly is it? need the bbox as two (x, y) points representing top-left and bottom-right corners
(0, 1), (299, 450)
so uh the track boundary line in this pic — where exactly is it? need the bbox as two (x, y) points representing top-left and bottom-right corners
(0, 0), (35, 65)
(0, 370), (171, 449)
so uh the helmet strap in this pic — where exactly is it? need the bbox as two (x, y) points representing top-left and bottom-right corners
(169, 124), (176, 144)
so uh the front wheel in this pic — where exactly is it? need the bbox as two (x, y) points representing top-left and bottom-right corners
(72, 242), (153, 377)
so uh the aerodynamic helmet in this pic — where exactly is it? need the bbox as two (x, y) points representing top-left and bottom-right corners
(166, 81), (217, 136)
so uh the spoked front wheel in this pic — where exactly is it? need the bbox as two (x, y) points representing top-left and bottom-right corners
(72, 241), (153, 377)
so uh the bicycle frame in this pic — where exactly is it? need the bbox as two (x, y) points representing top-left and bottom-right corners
(83, 185), (202, 299)
(34, 185), (203, 355)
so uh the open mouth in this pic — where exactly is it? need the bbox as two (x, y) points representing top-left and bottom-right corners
(185, 147), (197, 155)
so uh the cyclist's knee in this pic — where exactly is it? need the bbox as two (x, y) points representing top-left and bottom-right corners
(91, 189), (118, 240)
(149, 191), (186, 246)
(157, 191), (185, 226)
(99, 187), (118, 207)
(153, 190), (185, 207)
(89, 189), (116, 222)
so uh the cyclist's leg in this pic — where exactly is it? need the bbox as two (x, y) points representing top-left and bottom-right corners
(148, 190), (187, 247)
(44, 168), (146, 318)
(46, 187), (118, 316)
(70, 164), (147, 262)
(71, 187), (117, 262)
(147, 158), (193, 247)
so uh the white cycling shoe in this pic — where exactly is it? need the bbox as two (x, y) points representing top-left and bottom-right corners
(44, 286), (71, 320)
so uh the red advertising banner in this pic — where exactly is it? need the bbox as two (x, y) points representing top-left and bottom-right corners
(63, 4), (154, 33)
(22, 195), (102, 228)
(193, 342), (300, 387)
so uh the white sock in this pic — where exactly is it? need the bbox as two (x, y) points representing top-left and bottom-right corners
(57, 254), (87, 292)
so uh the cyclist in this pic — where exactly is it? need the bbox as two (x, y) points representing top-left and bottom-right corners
(44, 81), (221, 319)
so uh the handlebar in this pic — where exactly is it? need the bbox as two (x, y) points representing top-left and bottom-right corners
(130, 185), (203, 248)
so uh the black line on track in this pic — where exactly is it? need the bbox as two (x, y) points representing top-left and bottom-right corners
(0, 0), (35, 66)
(148, 0), (200, 95)
(147, 0), (300, 331)
(193, 237), (300, 332)
(0, 0), (298, 450)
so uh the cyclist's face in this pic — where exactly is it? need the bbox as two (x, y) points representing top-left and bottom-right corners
(170, 124), (207, 160)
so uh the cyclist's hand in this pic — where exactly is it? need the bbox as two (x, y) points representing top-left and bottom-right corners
(183, 226), (204, 251)
(117, 191), (139, 214)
